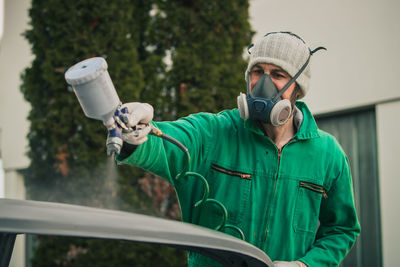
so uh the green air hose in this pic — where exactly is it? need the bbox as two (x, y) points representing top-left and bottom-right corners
(150, 127), (245, 241)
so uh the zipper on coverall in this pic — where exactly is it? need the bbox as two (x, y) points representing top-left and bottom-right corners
(264, 138), (297, 241)
(299, 181), (328, 199)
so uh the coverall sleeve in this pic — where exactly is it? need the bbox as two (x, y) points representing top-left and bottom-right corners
(116, 113), (215, 185)
(299, 156), (361, 266)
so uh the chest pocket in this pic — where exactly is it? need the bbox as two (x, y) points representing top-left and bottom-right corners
(293, 180), (327, 234)
(195, 163), (252, 239)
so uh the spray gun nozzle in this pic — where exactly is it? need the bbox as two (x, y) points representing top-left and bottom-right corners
(106, 127), (123, 157)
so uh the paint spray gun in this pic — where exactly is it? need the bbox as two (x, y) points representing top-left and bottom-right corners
(64, 57), (174, 157)
(64, 57), (149, 157)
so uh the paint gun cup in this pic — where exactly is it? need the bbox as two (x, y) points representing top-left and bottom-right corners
(65, 57), (123, 156)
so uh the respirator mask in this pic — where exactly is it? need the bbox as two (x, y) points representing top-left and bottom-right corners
(237, 32), (326, 126)
(237, 53), (310, 126)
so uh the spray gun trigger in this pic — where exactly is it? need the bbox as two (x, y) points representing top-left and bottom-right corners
(114, 115), (129, 130)
(120, 114), (130, 125)
(119, 107), (130, 125)
(129, 123), (148, 137)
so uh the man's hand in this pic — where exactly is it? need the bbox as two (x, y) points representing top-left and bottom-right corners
(273, 261), (307, 267)
(117, 102), (154, 145)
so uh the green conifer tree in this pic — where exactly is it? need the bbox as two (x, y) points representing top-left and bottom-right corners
(21, 0), (185, 265)
(149, 0), (253, 118)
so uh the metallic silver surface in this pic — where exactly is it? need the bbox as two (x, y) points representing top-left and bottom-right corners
(0, 198), (273, 267)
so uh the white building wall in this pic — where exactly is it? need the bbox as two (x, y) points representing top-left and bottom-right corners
(0, 0), (32, 266)
(376, 101), (400, 267)
(4, 171), (26, 267)
(0, 0), (31, 170)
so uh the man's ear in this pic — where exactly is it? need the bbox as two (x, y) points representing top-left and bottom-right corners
(296, 91), (303, 100)
(293, 83), (303, 100)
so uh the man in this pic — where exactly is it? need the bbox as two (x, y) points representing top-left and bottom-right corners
(114, 32), (360, 267)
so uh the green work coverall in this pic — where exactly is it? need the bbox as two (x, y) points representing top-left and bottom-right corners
(117, 101), (360, 267)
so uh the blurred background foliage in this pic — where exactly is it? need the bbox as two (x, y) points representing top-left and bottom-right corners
(20, 0), (252, 265)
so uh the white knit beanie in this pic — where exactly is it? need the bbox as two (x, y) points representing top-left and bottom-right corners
(246, 32), (311, 98)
